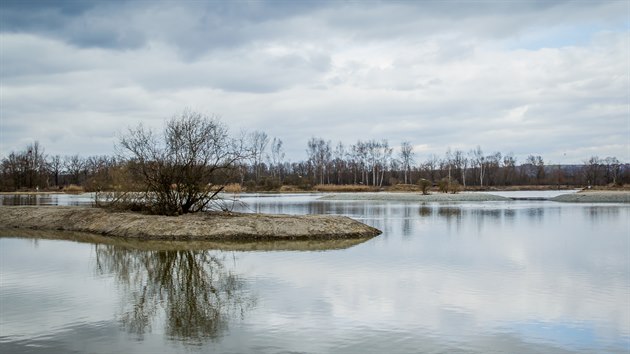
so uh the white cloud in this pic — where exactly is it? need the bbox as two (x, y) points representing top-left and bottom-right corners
(1, 1), (628, 163)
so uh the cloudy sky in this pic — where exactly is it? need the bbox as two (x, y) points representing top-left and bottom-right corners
(1, 0), (628, 164)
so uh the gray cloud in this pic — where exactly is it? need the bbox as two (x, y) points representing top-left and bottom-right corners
(1, 0), (628, 163)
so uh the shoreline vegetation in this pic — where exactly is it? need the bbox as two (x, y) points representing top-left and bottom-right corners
(3, 183), (628, 196)
(2, 187), (629, 203)
(0, 206), (382, 241)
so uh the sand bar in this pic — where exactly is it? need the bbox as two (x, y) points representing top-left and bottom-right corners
(0, 206), (381, 241)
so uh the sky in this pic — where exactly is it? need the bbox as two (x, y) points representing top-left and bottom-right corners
(1, 0), (628, 164)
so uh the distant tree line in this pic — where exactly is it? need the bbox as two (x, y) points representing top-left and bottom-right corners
(235, 138), (628, 190)
(2, 120), (628, 194)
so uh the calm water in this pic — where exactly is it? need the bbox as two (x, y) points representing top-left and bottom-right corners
(1, 193), (629, 353)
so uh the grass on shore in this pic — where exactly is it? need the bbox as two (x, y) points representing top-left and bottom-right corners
(63, 184), (85, 194)
(313, 184), (379, 192)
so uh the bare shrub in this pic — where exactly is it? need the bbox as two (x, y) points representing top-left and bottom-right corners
(116, 109), (248, 215)
(438, 178), (450, 193)
(449, 179), (460, 194)
(417, 179), (432, 195)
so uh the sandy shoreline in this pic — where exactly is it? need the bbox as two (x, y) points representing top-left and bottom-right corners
(320, 191), (630, 203)
(549, 191), (630, 203)
(319, 192), (511, 202)
(0, 206), (381, 241)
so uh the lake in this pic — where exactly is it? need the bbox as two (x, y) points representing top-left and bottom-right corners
(1, 193), (628, 353)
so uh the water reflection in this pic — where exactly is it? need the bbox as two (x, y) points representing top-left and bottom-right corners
(417, 204), (554, 229)
(2, 194), (629, 353)
(583, 205), (621, 224)
(0, 194), (53, 205)
(0, 193), (92, 206)
(94, 246), (255, 343)
(0, 229), (373, 252)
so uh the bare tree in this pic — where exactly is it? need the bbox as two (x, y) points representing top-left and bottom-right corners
(377, 140), (393, 187)
(49, 155), (63, 187)
(399, 141), (414, 184)
(502, 153), (517, 185)
(350, 141), (369, 185)
(333, 142), (346, 184)
(1, 152), (22, 190)
(603, 156), (621, 185)
(248, 131), (269, 185)
(525, 155), (545, 184)
(64, 154), (85, 185)
(423, 154), (439, 183)
(472, 146), (485, 187)
(485, 152), (502, 185)
(306, 137), (331, 185)
(117, 110), (247, 215)
(268, 137), (285, 182)
(452, 149), (467, 188)
(583, 156), (601, 186)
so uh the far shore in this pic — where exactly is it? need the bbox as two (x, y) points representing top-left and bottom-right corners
(2, 184), (627, 196)
(320, 190), (630, 203)
(0, 206), (382, 241)
(319, 192), (511, 202)
(2, 188), (629, 204)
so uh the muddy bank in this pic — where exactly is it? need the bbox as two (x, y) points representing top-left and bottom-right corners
(0, 206), (381, 241)
(319, 192), (510, 202)
(550, 191), (630, 203)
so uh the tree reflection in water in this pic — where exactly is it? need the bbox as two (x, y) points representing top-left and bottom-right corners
(94, 245), (255, 343)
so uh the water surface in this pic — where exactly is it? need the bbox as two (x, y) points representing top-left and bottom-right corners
(1, 194), (628, 353)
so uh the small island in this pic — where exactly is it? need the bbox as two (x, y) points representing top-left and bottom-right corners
(0, 206), (381, 241)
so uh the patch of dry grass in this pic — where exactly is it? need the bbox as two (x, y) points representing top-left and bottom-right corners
(463, 185), (576, 191)
(63, 184), (84, 194)
(313, 184), (378, 192)
(586, 184), (630, 191)
(279, 185), (305, 192)
(222, 183), (243, 193)
(386, 184), (422, 192)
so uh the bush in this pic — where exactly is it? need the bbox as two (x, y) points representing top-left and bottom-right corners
(438, 178), (449, 193)
(438, 178), (460, 194)
(260, 177), (282, 191)
(449, 179), (460, 194)
(117, 109), (247, 215)
(417, 179), (432, 195)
